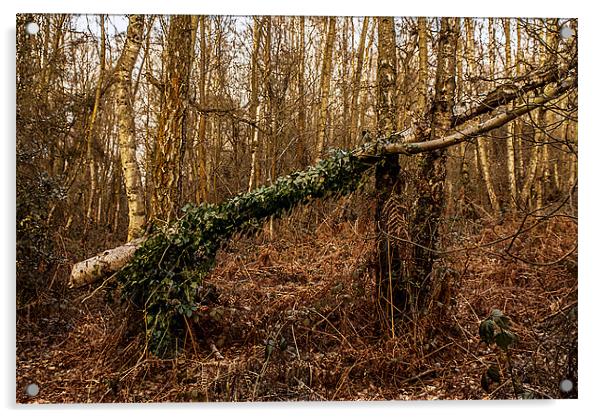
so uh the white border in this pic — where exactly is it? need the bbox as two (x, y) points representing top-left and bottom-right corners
(2, 1), (598, 417)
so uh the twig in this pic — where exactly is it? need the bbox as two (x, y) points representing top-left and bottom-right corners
(210, 342), (224, 360)
(291, 324), (301, 360)
(309, 307), (354, 350)
(398, 368), (437, 386)
(294, 377), (327, 401)
(539, 300), (578, 324)
(485, 377), (511, 399)
(183, 316), (199, 357)
(79, 272), (118, 304)
(453, 341), (491, 368)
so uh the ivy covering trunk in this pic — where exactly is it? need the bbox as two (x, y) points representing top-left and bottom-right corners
(117, 142), (383, 356)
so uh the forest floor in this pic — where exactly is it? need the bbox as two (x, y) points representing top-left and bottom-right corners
(16, 204), (578, 403)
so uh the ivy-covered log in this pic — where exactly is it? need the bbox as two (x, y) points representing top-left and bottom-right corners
(115, 143), (382, 357)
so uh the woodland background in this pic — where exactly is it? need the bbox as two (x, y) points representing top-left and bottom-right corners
(16, 14), (577, 402)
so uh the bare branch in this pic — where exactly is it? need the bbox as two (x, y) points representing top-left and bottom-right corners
(376, 77), (575, 156)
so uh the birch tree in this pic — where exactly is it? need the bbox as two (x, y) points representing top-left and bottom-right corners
(417, 17), (429, 115)
(248, 17), (263, 191)
(374, 16), (402, 330)
(466, 18), (500, 215)
(504, 18), (518, 210)
(315, 17), (336, 162)
(349, 17), (369, 145)
(85, 15), (106, 224)
(196, 15), (209, 203)
(295, 16), (308, 168)
(115, 14), (147, 240)
(411, 17), (459, 307)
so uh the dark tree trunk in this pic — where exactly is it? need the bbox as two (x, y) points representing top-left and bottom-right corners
(374, 17), (404, 331)
(152, 15), (194, 222)
(411, 17), (459, 310)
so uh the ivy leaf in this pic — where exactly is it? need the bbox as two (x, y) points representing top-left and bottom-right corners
(264, 338), (275, 360)
(279, 336), (287, 351)
(481, 372), (491, 392)
(479, 319), (496, 344)
(486, 365), (501, 383)
(491, 309), (511, 330)
(495, 330), (517, 350)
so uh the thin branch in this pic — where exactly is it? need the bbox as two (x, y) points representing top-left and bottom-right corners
(452, 61), (575, 126)
(376, 77), (575, 156)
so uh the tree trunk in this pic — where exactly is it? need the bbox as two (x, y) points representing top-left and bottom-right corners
(466, 18), (500, 215)
(341, 18), (352, 148)
(538, 18), (560, 204)
(85, 15), (106, 223)
(349, 17), (369, 145)
(455, 27), (473, 217)
(296, 16), (308, 168)
(417, 17), (429, 116)
(152, 15), (193, 222)
(248, 17), (263, 191)
(357, 20), (376, 143)
(69, 238), (145, 288)
(410, 17), (459, 312)
(515, 19), (524, 180)
(115, 14), (146, 241)
(504, 18), (518, 210)
(315, 17), (336, 162)
(262, 16), (273, 188)
(160, 15), (193, 214)
(488, 18), (496, 80)
(197, 15), (209, 203)
(70, 74), (572, 289)
(374, 16), (402, 332)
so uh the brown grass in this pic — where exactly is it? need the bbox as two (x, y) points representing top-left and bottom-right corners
(16, 202), (577, 402)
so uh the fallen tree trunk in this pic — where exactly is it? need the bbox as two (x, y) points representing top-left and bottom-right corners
(69, 75), (575, 290)
(70, 144), (377, 289)
(380, 77), (575, 156)
(451, 60), (575, 127)
(68, 73), (574, 357)
(69, 238), (144, 288)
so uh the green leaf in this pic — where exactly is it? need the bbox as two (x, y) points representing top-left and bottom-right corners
(481, 372), (491, 392)
(490, 309), (503, 318)
(265, 338), (275, 359)
(479, 319), (496, 344)
(495, 330), (517, 350)
(486, 365), (501, 383)
(279, 336), (287, 351)
(181, 203), (194, 213)
(491, 309), (511, 329)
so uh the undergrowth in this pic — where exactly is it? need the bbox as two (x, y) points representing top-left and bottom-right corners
(116, 144), (385, 356)
(16, 212), (577, 402)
